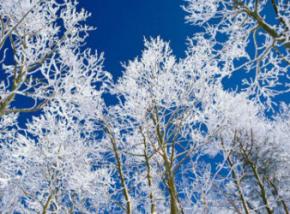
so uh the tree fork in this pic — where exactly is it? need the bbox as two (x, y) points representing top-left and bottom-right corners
(151, 108), (182, 214)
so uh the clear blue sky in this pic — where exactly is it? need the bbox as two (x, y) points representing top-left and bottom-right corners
(79, 0), (196, 79)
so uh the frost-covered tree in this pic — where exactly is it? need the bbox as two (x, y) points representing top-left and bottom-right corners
(204, 92), (290, 213)
(184, 0), (290, 108)
(0, 112), (112, 213)
(0, 0), (110, 117)
(180, 0), (290, 213)
(0, 0), (289, 213)
(0, 0), (112, 213)
(100, 37), (240, 213)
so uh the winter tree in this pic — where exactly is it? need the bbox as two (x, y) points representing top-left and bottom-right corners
(182, 0), (290, 213)
(0, 0), (112, 212)
(0, 0), (289, 213)
(184, 0), (290, 108)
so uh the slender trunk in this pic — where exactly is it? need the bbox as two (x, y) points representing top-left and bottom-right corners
(245, 133), (273, 214)
(42, 193), (53, 214)
(221, 138), (250, 214)
(141, 129), (156, 214)
(106, 127), (132, 214)
(249, 162), (273, 214)
(151, 108), (181, 214)
(227, 156), (250, 214)
(239, 144), (273, 214)
(167, 175), (180, 214)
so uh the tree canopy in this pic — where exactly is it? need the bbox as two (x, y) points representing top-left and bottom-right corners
(0, 0), (289, 213)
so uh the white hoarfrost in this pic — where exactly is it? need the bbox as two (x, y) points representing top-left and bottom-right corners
(0, 0), (289, 213)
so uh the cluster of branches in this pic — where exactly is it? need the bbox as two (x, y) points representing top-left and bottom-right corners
(184, 0), (290, 108)
(0, 0), (289, 213)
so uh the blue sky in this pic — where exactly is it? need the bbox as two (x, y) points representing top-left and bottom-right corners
(79, 0), (195, 79)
